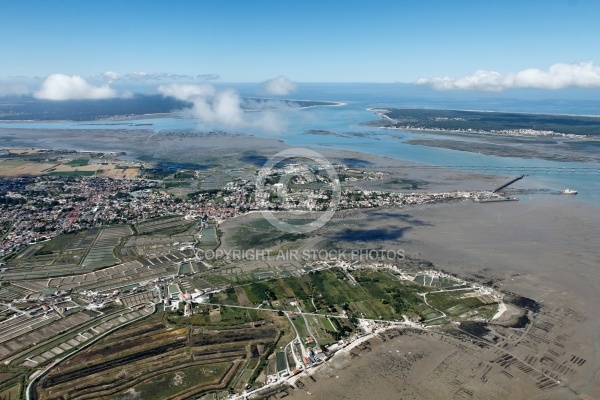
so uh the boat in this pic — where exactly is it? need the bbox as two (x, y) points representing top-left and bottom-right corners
(562, 189), (578, 195)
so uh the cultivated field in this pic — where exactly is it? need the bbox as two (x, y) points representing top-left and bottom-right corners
(0, 148), (140, 178)
(35, 311), (285, 400)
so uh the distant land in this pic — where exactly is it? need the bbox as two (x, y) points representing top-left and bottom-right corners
(0, 95), (339, 121)
(0, 95), (190, 121)
(370, 108), (600, 137)
(244, 98), (341, 110)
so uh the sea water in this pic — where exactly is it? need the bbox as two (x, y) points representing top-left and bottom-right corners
(1, 83), (599, 203)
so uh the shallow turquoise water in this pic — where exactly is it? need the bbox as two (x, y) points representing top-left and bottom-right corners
(1, 86), (599, 204)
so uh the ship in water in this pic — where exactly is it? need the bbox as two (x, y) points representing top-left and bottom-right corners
(562, 189), (578, 195)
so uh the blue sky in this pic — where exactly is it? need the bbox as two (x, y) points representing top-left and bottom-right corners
(1, 0), (600, 86)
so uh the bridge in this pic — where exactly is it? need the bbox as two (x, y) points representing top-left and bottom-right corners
(366, 165), (600, 175)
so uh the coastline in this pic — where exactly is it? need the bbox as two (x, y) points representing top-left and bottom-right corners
(221, 197), (600, 399)
(367, 107), (592, 139)
(3, 114), (600, 397)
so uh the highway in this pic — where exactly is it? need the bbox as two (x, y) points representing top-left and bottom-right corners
(369, 165), (600, 174)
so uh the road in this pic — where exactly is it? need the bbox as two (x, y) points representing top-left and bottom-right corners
(420, 292), (447, 323)
(297, 304), (319, 348)
(203, 302), (348, 320)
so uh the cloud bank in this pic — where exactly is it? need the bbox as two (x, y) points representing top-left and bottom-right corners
(0, 82), (29, 97)
(158, 83), (285, 132)
(262, 76), (297, 95)
(196, 74), (220, 81)
(34, 74), (126, 100)
(416, 62), (600, 92)
(96, 71), (220, 83)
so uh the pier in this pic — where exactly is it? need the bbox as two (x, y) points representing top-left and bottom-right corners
(492, 174), (525, 193)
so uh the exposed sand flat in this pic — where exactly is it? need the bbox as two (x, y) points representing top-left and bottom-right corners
(284, 198), (600, 399)
(393, 199), (600, 310)
(288, 331), (572, 400)
(223, 197), (600, 399)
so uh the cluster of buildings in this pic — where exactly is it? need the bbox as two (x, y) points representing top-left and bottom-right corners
(339, 189), (488, 209)
(255, 163), (337, 212)
(0, 169), (304, 258)
(0, 176), (249, 258)
(385, 119), (586, 139)
(1, 177), (148, 256)
(183, 187), (253, 221)
(1, 165), (498, 260)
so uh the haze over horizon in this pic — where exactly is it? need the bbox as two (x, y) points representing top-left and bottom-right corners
(2, 0), (600, 100)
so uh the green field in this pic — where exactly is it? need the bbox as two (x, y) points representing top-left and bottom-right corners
(46, 170), (95, 177)
(0, 159), (27, 167)
(66, 158), (89, 167)
(35, 234), (76, 255)
(290, 316), (310, 339)
(426, 292), (486, 317)
(311, 269), (368, 305)
(229, 267), (495, 323)
(243, 277), (312, 305)
(237, 269), (444, 321)
(303, 314), (337, 345)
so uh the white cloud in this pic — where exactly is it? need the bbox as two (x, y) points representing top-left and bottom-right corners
(262, 76), (297, 95)
(157, 83), (215, 100)
(416, 62), (600, 92)
(124, 72), (194, 81)
(100, 71), (122, 82)
(34, 74), (123, 100)
(158, 83), (286, 132)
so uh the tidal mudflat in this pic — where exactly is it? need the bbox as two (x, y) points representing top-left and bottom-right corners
(278, 198), (600, 399)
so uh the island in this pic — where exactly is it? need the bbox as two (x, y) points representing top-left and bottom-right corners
(369, 107), (600, 137)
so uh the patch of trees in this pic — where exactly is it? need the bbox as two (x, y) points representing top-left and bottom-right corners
(385, 287), (421, 315)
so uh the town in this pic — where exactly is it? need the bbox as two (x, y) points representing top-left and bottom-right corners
(1, 149), (503, 260)
(0, 148), (518, 399)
